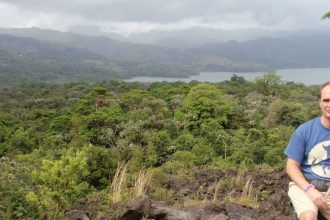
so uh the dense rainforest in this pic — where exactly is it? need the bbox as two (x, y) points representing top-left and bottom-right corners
(0, 73), (321, 219)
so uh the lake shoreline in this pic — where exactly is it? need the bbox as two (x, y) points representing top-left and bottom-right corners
(124, 67), (330, 85)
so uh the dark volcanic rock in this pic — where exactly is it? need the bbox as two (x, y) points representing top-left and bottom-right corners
(68, 196), (291, 220)
(64, 210), (90, 220)
(65, 169), (294, 220)
(102, 196), (201, 220)
(104, 195), (152, 220)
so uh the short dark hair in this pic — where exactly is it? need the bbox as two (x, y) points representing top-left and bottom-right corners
(320, 81), (330, 98)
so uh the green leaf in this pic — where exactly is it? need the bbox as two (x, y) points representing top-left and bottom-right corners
(321, 11), (330, 20)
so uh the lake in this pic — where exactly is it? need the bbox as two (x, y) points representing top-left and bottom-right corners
(124, 68), (330, 85)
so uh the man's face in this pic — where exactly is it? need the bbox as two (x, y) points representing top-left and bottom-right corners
(320, 85), (330, 119)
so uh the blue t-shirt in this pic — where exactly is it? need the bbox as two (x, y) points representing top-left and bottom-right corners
(285, 117), (330, 180)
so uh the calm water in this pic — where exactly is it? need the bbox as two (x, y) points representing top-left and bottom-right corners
(124, 68), (330, 85)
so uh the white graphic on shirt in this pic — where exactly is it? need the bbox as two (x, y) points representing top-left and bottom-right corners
(308, 140), (330, 178)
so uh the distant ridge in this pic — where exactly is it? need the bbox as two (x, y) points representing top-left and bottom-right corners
(190, 34), (330, 69)
(1, 27), (329, 87)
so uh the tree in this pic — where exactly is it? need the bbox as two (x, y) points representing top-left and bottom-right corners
(176, 84), (233, 133)
(230, 74), (247, 84)
(0, 157), (39, 219)
(321, 11), (330, 19)
(28, 146), (92, 219)
(191, 138), (215, 166)
(254, 72), (282, 97)
(149, 131), (173, 166)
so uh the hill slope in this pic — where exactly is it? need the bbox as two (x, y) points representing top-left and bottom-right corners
(0, 34), (134, 86)
(0, 28), (270, 71)
(191, 34), (330, 69)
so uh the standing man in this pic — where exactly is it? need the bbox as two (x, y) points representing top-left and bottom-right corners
(285, 82), (330, 220)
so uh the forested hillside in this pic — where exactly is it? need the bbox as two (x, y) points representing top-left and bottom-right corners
(191, 34), (330, 68)
(0, 34), (197, 87)
(0, 74), (320, 219)
(2, 27), (330, 75)
(0, 28), (269, 67)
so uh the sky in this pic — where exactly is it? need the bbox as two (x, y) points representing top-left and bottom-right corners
(0, 0), (330, 36)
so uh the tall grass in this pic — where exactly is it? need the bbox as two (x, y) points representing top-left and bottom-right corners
(213, 180), (221, 202)
(109, 162), (128, 203)
(109, 163), (153, 204)
(241, 176), (254, 198)
(133, 169), (152, 198)
(237, 176), (258, 208)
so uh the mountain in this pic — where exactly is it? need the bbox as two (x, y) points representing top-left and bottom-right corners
(0, 28), (268, 73)
(115, 28), (295, 49)
(0, 27), (210, 65)
(0, 34), (134, 86)
(68, 25), (296, 49)
(190, 33), (330, 69)
(0, 27), (168, 62)
(2, 27), (329, 87)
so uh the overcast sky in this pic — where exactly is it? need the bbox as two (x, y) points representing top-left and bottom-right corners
(0, 0), (329, 36)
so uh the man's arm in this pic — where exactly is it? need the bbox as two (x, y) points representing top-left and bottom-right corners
(286, 158), (328, 209)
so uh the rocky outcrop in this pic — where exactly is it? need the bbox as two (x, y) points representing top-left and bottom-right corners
(64, 168), (294, 220)
(65, 195), (292, 220)
(64, 210), (90, 220)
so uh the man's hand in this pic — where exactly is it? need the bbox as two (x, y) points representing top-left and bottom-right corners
(306, 187), (328, 209)
(326, 187), (330, 205)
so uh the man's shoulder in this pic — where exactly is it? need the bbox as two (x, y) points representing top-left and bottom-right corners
(299, 117), (320, 129)
(293, 117), (320, 136)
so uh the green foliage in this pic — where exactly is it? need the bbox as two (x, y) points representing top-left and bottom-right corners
(321, 11), (330, 20)
(149, 186), (174, 202)
(211, 157), (232, 169)
(177, 83), (233, 133)
(79, 106), (126, 146)
(263, 99), (306, 128)
(162, 150), (197, 174)
(129, 145), (158, 172)
(0, 79), (321, 218)
(258, 190), (270, 201)
(192, 138), (216, 166)
(171, 150), (196, 169)
(0, 157), (38, 219)
(173, 133), (196, 151)
(9, 127), (35, 154)
(254, 72), (282, 97)
(29, 146), (93, 219)
(50, 113), (72, 133)
(84, 146), (117, 189)
(149, 131), (173, 166)
(120, 89), (152, 111)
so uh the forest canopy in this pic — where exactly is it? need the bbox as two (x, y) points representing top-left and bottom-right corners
(0, 74), (320, 219)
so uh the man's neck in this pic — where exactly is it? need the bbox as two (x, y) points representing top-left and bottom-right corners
(321, 115), (330, 129)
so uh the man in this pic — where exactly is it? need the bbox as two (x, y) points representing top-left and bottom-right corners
(285, 81), (330, 220)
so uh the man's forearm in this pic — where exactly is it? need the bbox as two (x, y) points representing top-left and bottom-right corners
(286, 158), (310, 190)
(286, 158), (328, 209)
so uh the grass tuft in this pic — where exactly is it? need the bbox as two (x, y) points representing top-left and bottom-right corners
(109, 162), (128, 203)
(133, 169), (152, 198)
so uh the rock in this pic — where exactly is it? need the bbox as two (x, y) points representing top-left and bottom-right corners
(107, 195), (151, 220)
(151, 204), (200, 220)
(100, 195), (201, 220)
(202, 201), (227, 213)
(207, 214), (228, 220)
(65, 168), (294, 220)
(64, 210), (90, 220)
(226, 203), (256, 219)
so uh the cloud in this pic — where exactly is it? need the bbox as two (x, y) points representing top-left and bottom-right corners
(0, 0), (329, 34)
(0, 2), (87, 30)
(100, 13), (264, 36)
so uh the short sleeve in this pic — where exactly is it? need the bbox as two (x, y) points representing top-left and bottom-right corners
(284, 126), (306, 163)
